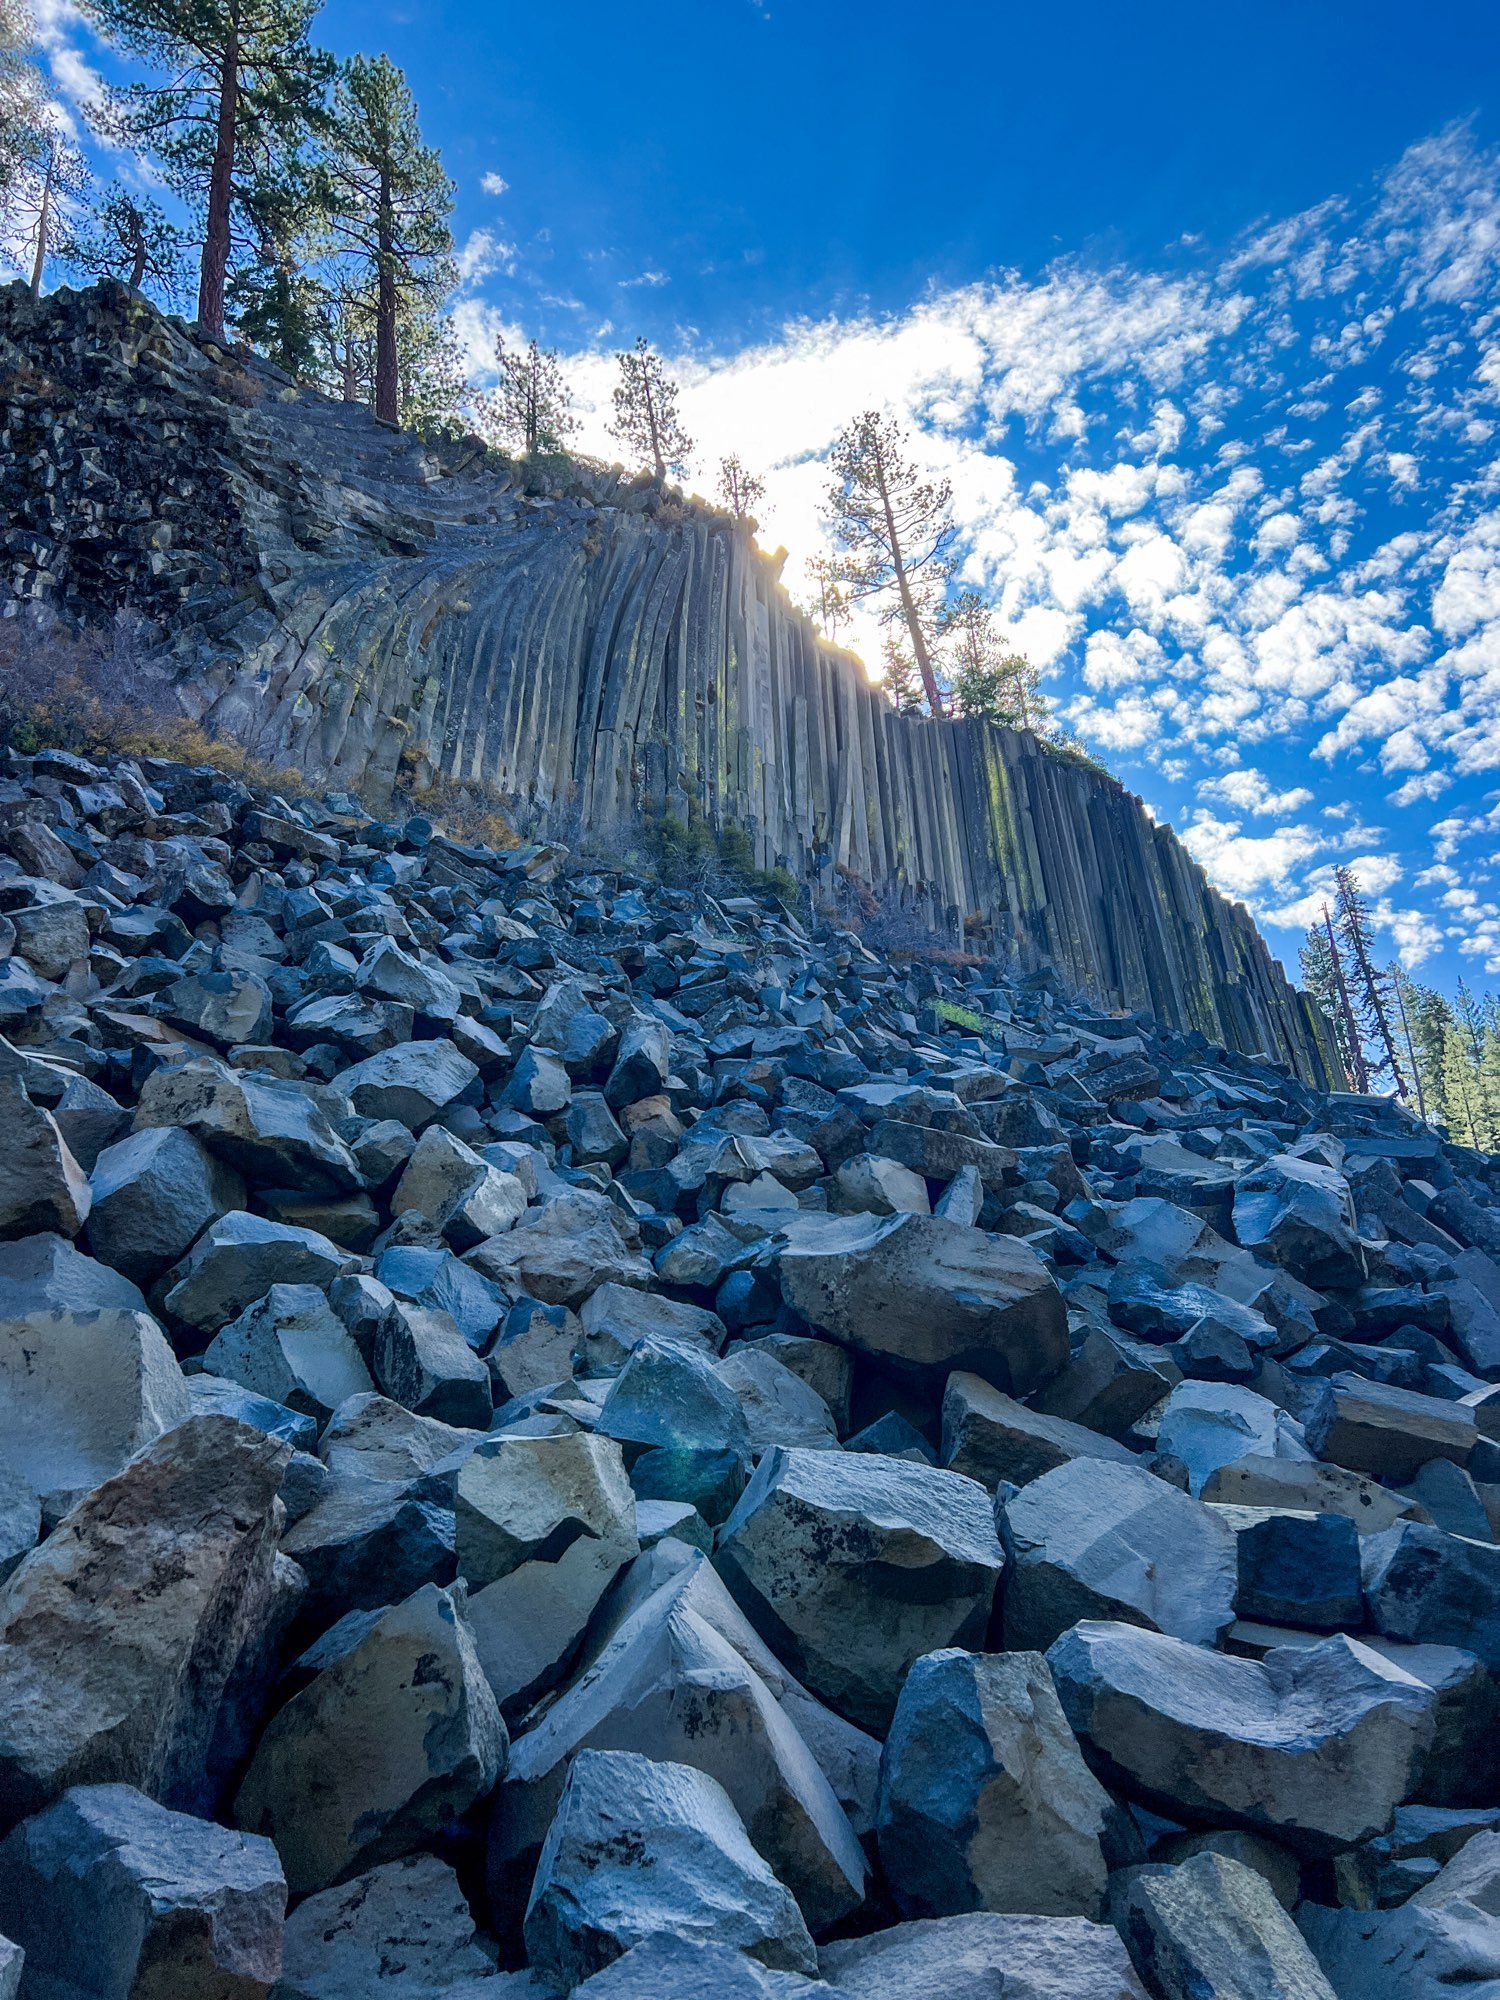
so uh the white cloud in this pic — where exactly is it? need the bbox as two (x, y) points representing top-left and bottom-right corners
(456, 230), (517, 285)
(481, 172), (510, 197)
(1198, 768), (1315, 816)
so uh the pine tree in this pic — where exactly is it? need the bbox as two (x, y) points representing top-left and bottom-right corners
(5, 128), (89, 296)
(225, 163), (325, 372)
(610, 336), (692, 481)
(807, 553), (850, 642)
(476, 335), (575, 456)
(1300, 922), (1360, 1087)
(1442, 1018), (1486, 1149)
(717, 453), (764, 522)
(1454, 981), (1500, 1148)
(939, 590), (1047, 732)
(1333, 865), (1405, 1095)
(0, 0), (47, 213)
(59, 183), (190, 299)
(85, 0), (332, 342)
(1319, 900), (1369, 1091)
(1388, 964), (1430, 1121)
(318, 54), (454, 426)
(826, 410), (955, 717)
(880, 635), (925, 716)
(1409, 983), (1458, 1133)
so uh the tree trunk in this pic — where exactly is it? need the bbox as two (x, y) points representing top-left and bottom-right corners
(1324, 905), (1369, 1092)
(871, 443), (944, 716)
(374, 170), (399, 426)
(126, 206), (148, 292)
(198, 18), (239, 339)
(28, 144), (54, 300)
(641, 364), (664, 480)
(1392, 972), (1427, 1121)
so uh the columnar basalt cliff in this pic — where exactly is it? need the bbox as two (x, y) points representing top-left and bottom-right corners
(0, 281), (1334, 1080)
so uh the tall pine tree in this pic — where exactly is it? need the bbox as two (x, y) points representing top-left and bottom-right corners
(476, 335), (575, 456)
(1301, 920), (1360, 1087)
(316, 53), (452, 426)
(826, 410), (955, 717)
(610, 336), (692, 481)
(1333, 865), (1405, 1095)
(717, 453), (765, 522)
(86, 0), (332, 340)
(940, 590), (1046, 731)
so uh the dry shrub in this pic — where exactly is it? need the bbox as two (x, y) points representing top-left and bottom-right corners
(392, 760), (521, 850)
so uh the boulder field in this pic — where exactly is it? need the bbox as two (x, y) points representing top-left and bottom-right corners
(0, 744), (1494, 1998)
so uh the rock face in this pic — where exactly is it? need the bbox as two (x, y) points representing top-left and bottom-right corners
(0, 283), (1335, 1077)
(0, 697), (1489, 1993)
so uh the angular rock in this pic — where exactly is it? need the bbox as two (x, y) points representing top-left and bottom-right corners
(471, 1190), (652, 1306)
(716, 1446), (1005, 1730)
(335, 1040), (480, 1131)
(580, 1281), (725, 1372)
(1304, 1375), (1478, 1483)
(277, 1853), (503, 2000)
(597, 1332), (752, 1459)
(161, 1210), (357, 1335)
(717, 1348), (840, 1454)
(0, 1080), (89, 1241)
(0, 1782), (286, 2000)
(371, 1296), (493, 1429)
(1234, 1154), (1367, 1292)
(135, 1055), (360, 1192)
(235, 1581), (505, 1894)
(941, 1371), (1136, 1490)
(876, 1648), (1113, 1919)
(0, 1302), (190, 1515)
(202, 1281), (374, 1423)
(1156, 1382), (1315, 1497)
(777, 1214), (1067, 1395)
(86, 1125), (244, 1285)
(818, 1913), (1150, 1999)
(1362, 1521), (1500, 1668)
(0, 1414), (288, 1821)
(525, 1749), (818, 1987)
(1001, 1457), (1237, 1652)
(1114, 1851), (1335, 2000)
(458, 1430), (639, 1710)
(1048, 1621), (1435, 1856)
(574, 1937), (822, 1997)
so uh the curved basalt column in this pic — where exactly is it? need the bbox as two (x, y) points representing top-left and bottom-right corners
(0, 282), (1336, 1081)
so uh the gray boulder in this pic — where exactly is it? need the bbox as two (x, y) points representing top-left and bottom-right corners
(941, 1371), (1136, 1490)
(1299, 1900), (1500, 1998)
(580, 1282), (725, 1372)
(717, 1348), (840, 1454)
(573, 1937), (823, 1998)
(1114, 1852), (1335, 2000)
(0, 1415), (288, 1821)
(371, 1296), (493, 1428)
(0, 1080), (89, 1241)
(235, 1581), (505, 1894)
(1048, 1621), (1435, 1856)
(597, 1332), (752, 1459)
(0, 1781), (285, 2000)
(1362, 1521), (1500, 1668)
(1305, 1376), (1479, 1482)
(0, 1302), (190, 1516)
(202, 1281), (374, 1423)
(86, 1125), (244, 1285)
(391, 1125), (526, 1250)
(1001, 1457), (1237, 1651)
(876, 1648), (1113, 1919)
(1234, 1155), (1367, 1292)
(716, 1447), (1005, 1730)
(134, 1055), (360, 1193)
(472, 1190), (652, 1305)
(457, 1430), (640, 1711)
(161, 1210), (358, 1334)
(777, 1213), (1066, 1394)
(488, 1565), (868, 1936)
(818, 1913), (1149, 1998)
(1156, 1383), (1314, 1497)
(335, 1040), (480, 1130)
(278, 1853), (502, 1999)
(525, 1749), (818, 1987)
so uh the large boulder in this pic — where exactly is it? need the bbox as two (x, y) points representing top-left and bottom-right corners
(1047, 1621), (1435, 1856)
(573, 1937), (822, 1997)
(86, 1126), (244, 1285)
(0, 1415), (288, 1823)
(777, 1214), (1066, 1394)
(471, 1191), (653, 1306)
(161, 1210), (358, 1335)
(941, 1372), (1136, 1490)
(277, 1853), (504, 2000)
(488, 1566), (868, 1936)
(875, 1648), (1113, 1919)
(1114, 1851), (1335, 2000)
(597, 1333), (752, 1459)
(333, 1040), (480, 1131)
(0, 1303), (190, 1517)
(524, 1749), (818, 1987)
(201, 1281), (374, 1423)
(235, 1582), (506, 1894)
(134, 1056), (361, 1193)
(1362, 1521), (1500, 1669)
(715, 1447), (1005, 1731)
(1000, 1457), (1238, 1651)
(1233, 1155), (1367, 1292)
(458, 1430), (640, 1711)
(0, 1781), (286, 2000)
(818, 1913), (1150, 1999)
(1156, 1383), (1315, 1497)
(0, 1081), (90, 1241)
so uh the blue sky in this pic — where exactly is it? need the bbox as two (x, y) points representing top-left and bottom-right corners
(25, 0), (1500, 993)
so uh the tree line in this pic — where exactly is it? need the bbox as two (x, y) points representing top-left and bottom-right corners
(1301, 867), (1500, 1147)
(0, 0), (1054, 735)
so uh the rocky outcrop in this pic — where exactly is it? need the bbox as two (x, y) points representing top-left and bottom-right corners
(0, 281), (1333, 1078)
